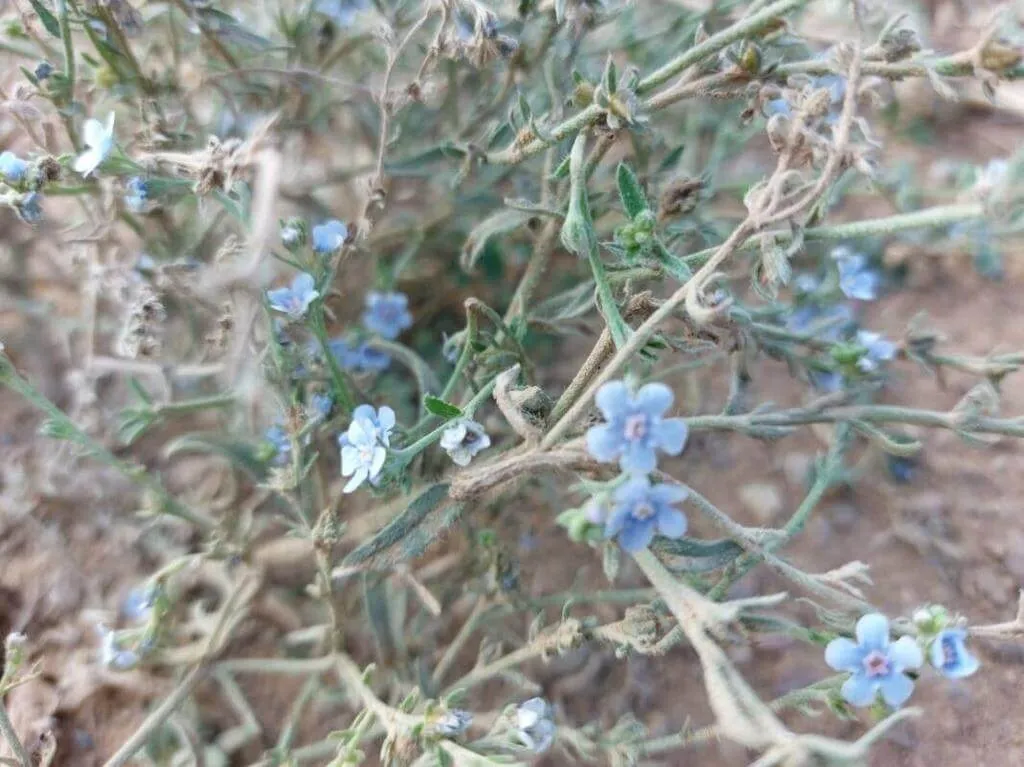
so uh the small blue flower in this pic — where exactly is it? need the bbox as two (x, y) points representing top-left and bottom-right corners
(124, 176), (149, 212)
(431, 708), (473, 738)
(856, 330), (897, 372)
(786, 303), (854, 342)
(440, 418), (491, 466)
(339, 405), (395, 493)
(810, 369), (843, 393)
(362, 291), (413, 340)
(314, 0), (370, 26)
(309, 393), (334, 422)
(833, 247), (879, 301)
(586, 381), (688, 473)
(98, 626), (140, 671)
(121, 585), (157, 621)
(265, 424), (291, 465)
(312, 219), (348, 254)
(886, 455), (915, 484)
(74, 112), (116, 177)
(514, 698), (555, 754)
(605, 476), (688, 552)
(15, 192), (43, 223)
(267, 273), (319, 320)
(0, 151), (28, 182)
(328, 337), (391, 373)
(825, 613), (924, 708)
(930, 628), (980, 679)
(34, 61), (53, 80)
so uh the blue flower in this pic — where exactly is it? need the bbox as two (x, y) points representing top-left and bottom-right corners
(810, 369), (843, 393)
(328, 337), (391, 373)
(265, 424), (291, 465)
(309, 393), (334, 421)
(74, 112), (116, 177)
(586, 381), (688, 473)
(339, 405), (395, 493)
(34, 61), (54, 81)
(362, 291), (413, 339)
(124, 176), (149, 212)
(833, 247), (879, 301)
(440, 418), (491, 466)
(514, 698), (555, 754)
(0, 151), (28, 182)
(121, 585), (157, 621)
(312, 219), (348, 254)
(825, 613), (924, 708)
(267, 273), (319, 320)
(786, 303), (854, 342)
(856, 330), (897, 372)
(15, 192), (42, 223)
(98, 626), (140, 671)
(431, 708), (473, 738)
(605, 476), (688, 552)
(314, 0), (370, 26)
(929, 628), (980, 679)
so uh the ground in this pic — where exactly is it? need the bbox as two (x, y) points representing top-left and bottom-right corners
(5, 8), (1024, 767)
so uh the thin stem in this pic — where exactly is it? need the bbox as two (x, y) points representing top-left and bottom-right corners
(431, 596), (488, 688)
(0, 705), (30, 767)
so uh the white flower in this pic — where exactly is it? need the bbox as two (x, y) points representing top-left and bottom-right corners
(439, 418), (491, 466)
(339, 406), (395, 493)
(514, 697), (555, 753)
(74, 112), (116, 177)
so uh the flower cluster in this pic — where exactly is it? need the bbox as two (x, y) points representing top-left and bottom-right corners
(826, 611), (980, 709)
(582, 381), (689, 552)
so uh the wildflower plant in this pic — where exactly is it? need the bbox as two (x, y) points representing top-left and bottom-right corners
(4, 1), (1024, 766)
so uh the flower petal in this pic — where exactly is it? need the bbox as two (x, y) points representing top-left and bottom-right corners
(292, 272), (316, 294)
(343, 466), (367, 493)
(614, 476), (651, 505)
(887, 636), (923, 672)
(352, 404), (376, 423)
(633, 383), (673, 416)
(594, 381), (630, 420)
(369, 446), (386, 478)
(340, 445), (360, 475)
(604, 504), (631, 538)
(83, 118), (104, 148)
(648, 483), (688, 506)
(617, 519), (655, 552)
(377, 406), (396, 432)
(855, 613), (890, 651)
(586, 424), (622, 463)
(878, 672), (914, 708)
(840, 673), (878, 707)
(652, 418), (688, 456)
(73, 150), (98, 175)
(825, 637), (863, 672)
(655, 508), (687, 539)
(620, 441), (657, 474)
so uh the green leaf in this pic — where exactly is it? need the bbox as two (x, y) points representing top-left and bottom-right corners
(342, 484), (458, 571)
(28, 0), (61, 37)
(460, 209), (530, 272)
(616, 163), (649, 218)
(424, 395), (463, 420)
(651, 536), (744, 572)
(164, 432), (268, 481)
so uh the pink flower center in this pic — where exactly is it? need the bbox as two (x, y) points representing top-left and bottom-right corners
(862, 650), (890, 677)
(623, 413), (648, 441)
(632, 502), (656, 521)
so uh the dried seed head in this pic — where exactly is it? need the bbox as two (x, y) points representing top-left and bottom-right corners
(657, 175), (706, 220)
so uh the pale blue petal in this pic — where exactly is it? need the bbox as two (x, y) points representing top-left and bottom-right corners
(604, 504), (631, 538)
(292, 273), (316, 294)
(947, 651), (980, 679)
(586, 424), (622, 462)
(613, 476), (651, 506)
(352, 404), (376, 423)
(369, 445), (386, 477)
(878, 673), (914, 708)
(825, 637), (863, 671)
(620, 441), (657, 474)
(840, 673), (878, 707)
(887, 636), (923, 671)
(618, 519), (655, 552)
(83, 118), (105, 147)
(648, 483), (688, 506)
(595, 381), (630, 419)
(343, 466), (368, 493)
(266, 287), (293, 311)
(655, 508), (687, 538)
(340, 445), (360, 475)
(855, 614), (889, 651)
(652, 418), (688, 455)
(377, 406), (396, 432)
(633, 383), (673, 416)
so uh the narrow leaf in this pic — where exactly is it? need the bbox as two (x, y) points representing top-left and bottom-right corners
(616, 163), (649, 218)
(460, 209), (530, 272)
(29, 0), (61, 37)
(424, 395), (463, 420)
